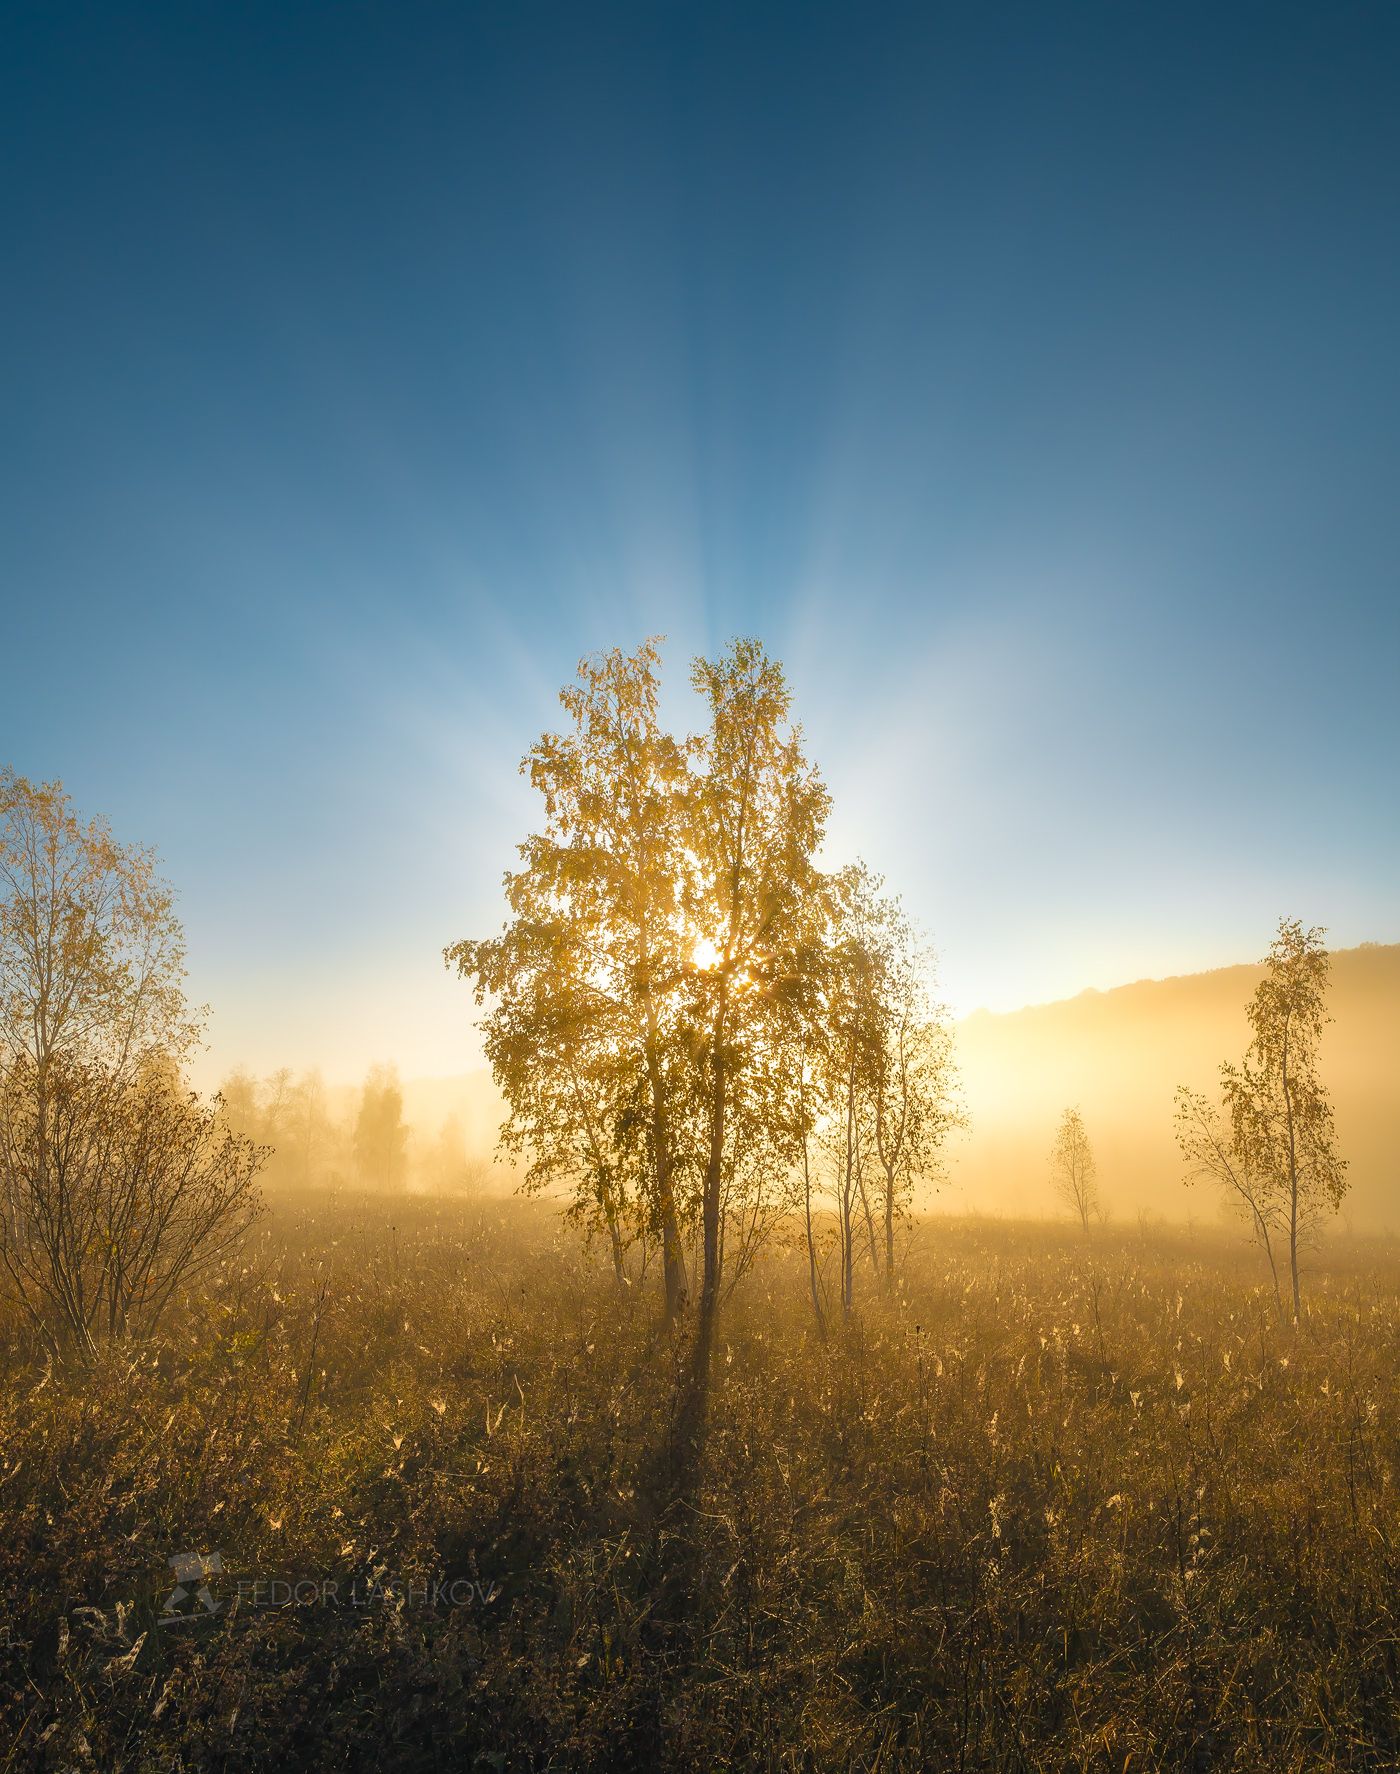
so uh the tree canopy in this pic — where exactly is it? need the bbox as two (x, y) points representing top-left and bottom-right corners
(448, 639), (958, 1362)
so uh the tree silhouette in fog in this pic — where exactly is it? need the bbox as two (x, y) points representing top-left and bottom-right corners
(1177, 917), (1347, 1320)
(1050, 1106), (1100, 1232)
(353, 1063), (407, 1192)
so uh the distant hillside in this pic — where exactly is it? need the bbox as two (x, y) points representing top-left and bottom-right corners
(950, 942), (1400, 1228)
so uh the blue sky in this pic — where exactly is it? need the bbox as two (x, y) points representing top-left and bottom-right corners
(3, 1), (1397, 1083)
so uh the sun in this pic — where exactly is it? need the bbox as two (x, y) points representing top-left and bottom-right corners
(690, 935), (722, 972)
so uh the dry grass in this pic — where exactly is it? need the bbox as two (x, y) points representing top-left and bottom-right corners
(2, 1196), (1398, 1770)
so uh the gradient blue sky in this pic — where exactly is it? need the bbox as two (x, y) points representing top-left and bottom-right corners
(4, 1), (1397, 1084)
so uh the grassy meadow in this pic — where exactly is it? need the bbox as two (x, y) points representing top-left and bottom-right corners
(3, 1194), (1398, 1771)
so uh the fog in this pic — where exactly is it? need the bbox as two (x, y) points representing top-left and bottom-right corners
(949, 942), (1400, 1228)
(225, 942), (1399, 1228)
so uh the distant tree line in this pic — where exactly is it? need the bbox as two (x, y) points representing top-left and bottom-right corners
(216, 1062), (480, 1196)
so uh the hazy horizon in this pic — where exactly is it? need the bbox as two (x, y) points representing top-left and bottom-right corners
(198, 938), (1400, 1232)
(191, 935), (1400, 1097)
